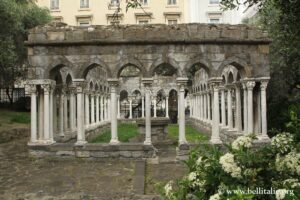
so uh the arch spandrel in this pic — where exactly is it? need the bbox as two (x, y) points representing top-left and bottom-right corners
(114, 57), (146, 78)
(216, 56), (251, 79)
(149, 56), (182, 77)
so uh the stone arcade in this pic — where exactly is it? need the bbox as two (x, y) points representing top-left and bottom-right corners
(26, 23), (271, 158)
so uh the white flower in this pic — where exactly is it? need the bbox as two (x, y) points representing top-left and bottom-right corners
(164, 181), (173, 198)
(271, 133), (294, 154)
(209, 193), (221, 200)
(275, 151), (300, 176)
(283, 179), (300, 189)
(276, 189), (287, 200)
(219, 153), (242, 179)
(196, 156), (203, 165)
(232, 134), (254, 150)
(188, 172), (197, 181)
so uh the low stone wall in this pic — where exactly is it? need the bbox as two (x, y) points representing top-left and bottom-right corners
(29, 143), (157, 159)
(188, 118), (212, 137)
(55, 122), (111, 143)
(220, 128), (243, 143)
(86, 122), (110, 141)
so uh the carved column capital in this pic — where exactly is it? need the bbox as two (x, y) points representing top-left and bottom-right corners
(28, 84), (37, 94)
(246, 81), (256, 90)
(41, 84), (51, 94)
(260, 81), (269, 91)
(73, 79), (87, 94)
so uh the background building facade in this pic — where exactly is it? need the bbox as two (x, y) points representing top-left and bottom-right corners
(188, 0), (242, 24)
(36, 0), (242, 26)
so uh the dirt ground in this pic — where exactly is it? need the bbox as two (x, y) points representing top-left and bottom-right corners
(0, 136), (187, 200)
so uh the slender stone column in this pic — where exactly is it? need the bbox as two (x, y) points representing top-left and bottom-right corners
(210, 80), (222, 144)
(220, 87), (226, 126)
(69, 89), (76, 131)
(255, 91), (261, 133)
(42, 84), (51, 143)
(53, 93), (57, 136)
(235, 84), (242, 132)
(91, 93), (95, 125)
(108, 79), (119, 145)
(59, 92), (64, 136)
(101, 95), (104, 121)
(38, 90), (44, 140)
(190, 96), (193, 117)
(242, 83), (248, 133)
(203, 93), (207, 122)
(260, 80), (270, 140)
(196, 95), (199, 119)
(74, 79), (87, 145)
(107, 97), (111, 120)
(129, 97), (133, 119)
(29, 85), (37, 144)
(207, 93), (211, 123)
(200, 93), (203, 121)
(246, 81), (256, 133)
(141, 96), (145, 118)
(166, 96), (169, 118)
(96, 94), (100, 124)
(177, 78), (188, 145)
(103, 96), (107, 121)
(85, 93), (89, 127)
(227, 88), (233, 129)
(117, 96), (121, 119)
(49, 87), (55, 142)
(153, 97), (157, 118)
(143, 78), (153, 145)
(63, 92), (68, 131)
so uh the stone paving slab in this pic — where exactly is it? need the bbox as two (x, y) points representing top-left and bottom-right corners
(0, 139), (136, 200)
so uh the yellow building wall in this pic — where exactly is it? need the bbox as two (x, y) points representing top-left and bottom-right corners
(37, 0), (187, 26)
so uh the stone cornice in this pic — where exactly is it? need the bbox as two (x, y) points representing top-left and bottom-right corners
(27, 24), (271, 46)
(25, 39), (271, 47)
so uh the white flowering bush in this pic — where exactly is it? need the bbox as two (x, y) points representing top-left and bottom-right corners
(271, 132), (295, 154)
(232, 134), (256, 150)
(162, 133), (300, 200)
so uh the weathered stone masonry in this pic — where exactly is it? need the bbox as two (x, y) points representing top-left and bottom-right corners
(26, 23), (271, 158)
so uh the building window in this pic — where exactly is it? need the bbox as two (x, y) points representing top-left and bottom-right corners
(50, 0), (59, 10)
(209, 18), (220, 23)
(167, 0), (176, 5)
(168, 19), (177, 25)
(209, 0), (219, 4)
(140, 0), (148, 6)
(77, 17), (92, 26)
(107, 14), (123, 25)
(80, 0), (89, 8)
(138, 20), (149, 24)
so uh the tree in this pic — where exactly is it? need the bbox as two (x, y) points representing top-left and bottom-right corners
(221, 0), (300, 133)
(0, 0), (51, 104)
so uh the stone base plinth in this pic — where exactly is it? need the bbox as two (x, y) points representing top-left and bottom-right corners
(136, 117), (169, 143)
(28, 143), (157, 159)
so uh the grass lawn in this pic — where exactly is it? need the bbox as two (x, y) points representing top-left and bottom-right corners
(91, 123), (208, 143)
(168, 124), (208, 143)
(0, 109), (30, 131)
(91, 123), (139, 143)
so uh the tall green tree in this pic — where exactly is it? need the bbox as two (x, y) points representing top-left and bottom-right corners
(0, 0), (51, 103)
(221, 0), (300, 133)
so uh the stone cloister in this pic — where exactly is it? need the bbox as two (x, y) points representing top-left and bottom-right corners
(26, 23), (271, 158)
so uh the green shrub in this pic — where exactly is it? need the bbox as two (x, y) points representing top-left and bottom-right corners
(10, 113), (30, 124)
(162, 133), (300, 200)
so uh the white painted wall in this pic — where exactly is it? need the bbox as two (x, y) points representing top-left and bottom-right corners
(188, 0), (242, 24)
